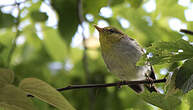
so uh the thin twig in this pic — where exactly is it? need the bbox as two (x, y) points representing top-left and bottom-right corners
(27, 78), (167, 97)
(57, 78), (166, 91)
(7, 2), (21, 68)
(180, 29), (193, 35)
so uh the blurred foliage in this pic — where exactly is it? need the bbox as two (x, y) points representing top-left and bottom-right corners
(0, 12), (15, 28)
(30, 10), (48, 22)
(127, 0), (143, 8)
(0, 0), (193, 110)
(51, 0), (79, 46)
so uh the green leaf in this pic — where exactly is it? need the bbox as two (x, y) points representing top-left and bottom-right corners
(19, 78), (75, 110)
(52, 0), (79, 46)
(175, 58), (193, 93)
(140, 90), (181, 110)
(0, 12), (14, 28)
(42, 26), (67, 61)
(0, 68), (14, 87)
(166, 69), (184, 97)
(30, 10), (48, 22)
(0, 84), (35, 110)
(146, 39), (193, 65)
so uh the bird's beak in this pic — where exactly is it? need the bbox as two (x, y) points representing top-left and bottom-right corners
(94, 25), (103, 32)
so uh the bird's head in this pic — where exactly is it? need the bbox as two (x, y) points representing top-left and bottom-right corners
(94, 25), (125, 45)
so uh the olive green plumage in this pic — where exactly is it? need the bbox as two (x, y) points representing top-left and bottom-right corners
(94, 25), (157, 93)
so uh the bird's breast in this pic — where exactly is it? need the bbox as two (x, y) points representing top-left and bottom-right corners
(101, 38), (148, 80)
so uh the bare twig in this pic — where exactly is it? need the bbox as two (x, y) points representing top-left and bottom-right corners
(27, 78), (167, 97)
(180, 29), (193, 35)
(57, 78), (166, 91)
(7, 2), (21, 67)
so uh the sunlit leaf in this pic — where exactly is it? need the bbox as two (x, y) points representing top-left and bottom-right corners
(0, 84), (35, 110)
(19, 78), (75, 110)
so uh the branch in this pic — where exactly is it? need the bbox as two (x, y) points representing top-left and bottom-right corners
(180, 29), (193, 35)
(27, 78), (166, 97)
(57, 78), (166, 91)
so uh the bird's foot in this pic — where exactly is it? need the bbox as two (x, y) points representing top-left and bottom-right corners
(117, 80), (127, 88)
(145, 73), (154, 87)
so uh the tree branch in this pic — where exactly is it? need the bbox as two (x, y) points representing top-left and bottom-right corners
(57, 78), (166, 91)
(180, 29), (193, 35)
(27, 78), (166, 97)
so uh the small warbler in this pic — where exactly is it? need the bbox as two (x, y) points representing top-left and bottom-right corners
(94, 25), (157, 93)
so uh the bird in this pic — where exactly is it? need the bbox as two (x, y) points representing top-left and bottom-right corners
(94, 25), (157, 93)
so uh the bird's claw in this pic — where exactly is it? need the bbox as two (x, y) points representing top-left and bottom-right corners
(117, 80), (127, 88)
(145, 74), (154, 87)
